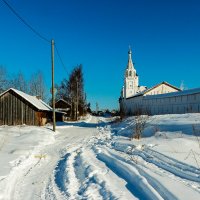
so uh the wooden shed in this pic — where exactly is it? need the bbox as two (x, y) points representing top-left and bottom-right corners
(55, 99), (71, 119)
(0, 88), (52, 126)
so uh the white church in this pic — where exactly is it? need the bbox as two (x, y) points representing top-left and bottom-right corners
(119, 48), (200, 115)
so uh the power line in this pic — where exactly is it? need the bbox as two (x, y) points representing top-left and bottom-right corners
(2, 0), (69, 76)
(55, 44), (70, 76)
(1, 0), (50, 43)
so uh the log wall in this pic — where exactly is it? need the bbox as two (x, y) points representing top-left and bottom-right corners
(0, 91), (46, 126)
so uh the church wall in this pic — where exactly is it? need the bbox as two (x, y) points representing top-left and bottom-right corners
(121, 89), (200, 115)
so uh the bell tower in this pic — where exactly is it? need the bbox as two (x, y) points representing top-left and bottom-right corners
(124, 47), (139, 98)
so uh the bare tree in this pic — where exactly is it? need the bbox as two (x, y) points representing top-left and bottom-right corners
(52, 65), (87, 120)
(131, 109), (149, 140)
(55, 78), (69, 101)
(0, 66), (9, 93)
(29, 71), (48, 101)
(67, 65), (86, 120)
(11, 71), (28, 93)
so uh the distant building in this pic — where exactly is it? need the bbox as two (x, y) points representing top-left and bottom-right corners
(55, 99), (71, 120)
(119, 49), (200, 115)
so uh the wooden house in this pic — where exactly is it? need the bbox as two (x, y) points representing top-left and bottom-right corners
(55, 99), (71, 120)
(0, 88), (52, 126)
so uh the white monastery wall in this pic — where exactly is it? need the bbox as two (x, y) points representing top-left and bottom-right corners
(122, 88), (200, 115)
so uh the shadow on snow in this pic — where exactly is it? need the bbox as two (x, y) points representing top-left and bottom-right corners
(56, 121), (109, 128)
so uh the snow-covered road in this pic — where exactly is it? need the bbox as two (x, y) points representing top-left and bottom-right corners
(1, 114), (200, 199)
(0, 116), (100, 200)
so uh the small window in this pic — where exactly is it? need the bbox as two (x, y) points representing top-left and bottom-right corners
(129, 71), (132, 76)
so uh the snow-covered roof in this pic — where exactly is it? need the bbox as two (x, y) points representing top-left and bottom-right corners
(55, 99), (71, 106)
(144, 87), (200, 99)
(0, 88), (52, 111)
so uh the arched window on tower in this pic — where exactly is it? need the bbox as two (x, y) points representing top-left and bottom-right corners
(129, 71), (132, 76)
(126, 71), (128, 77)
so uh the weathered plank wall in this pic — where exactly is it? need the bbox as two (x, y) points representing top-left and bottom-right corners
(0, 91), (39, 125)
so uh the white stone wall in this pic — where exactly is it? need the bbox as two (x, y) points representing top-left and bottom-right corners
(121, 88), (200, 115)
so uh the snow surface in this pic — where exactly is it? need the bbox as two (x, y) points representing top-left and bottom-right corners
(0, 114), (200, 199)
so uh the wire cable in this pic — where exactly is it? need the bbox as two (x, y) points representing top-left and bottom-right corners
(1, 0), (51, 43)
(55, 44), (70, 76)
(2, 0), (70, 76)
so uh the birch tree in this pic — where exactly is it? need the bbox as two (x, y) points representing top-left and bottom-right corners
(11, 72), (28, 93)
(29, 71), (48, 101)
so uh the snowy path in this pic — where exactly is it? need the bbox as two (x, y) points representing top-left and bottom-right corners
(2, 126), (97, 200)
(1, 117), (133, 200)
(1, 114), (200, 199)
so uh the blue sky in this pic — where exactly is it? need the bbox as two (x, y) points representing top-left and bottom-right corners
(0, 0), (200, 110)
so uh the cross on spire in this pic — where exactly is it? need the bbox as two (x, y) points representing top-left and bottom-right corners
(127, 46), (134, 70)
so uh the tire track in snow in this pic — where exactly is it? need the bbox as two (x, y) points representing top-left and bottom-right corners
(131, 148), (200, 193)
(52, 144), (81, 199)
(151, 148), (200, 174)
(103, 144), (200, 197)
(95, 147), (166, 200)
(54, 143), (136, 200)
(91, 126), (177, 199)
(65, 151), (80, 199)
(132, 147), (200, 182)
(74, 149), (117, 199)
(97, 146), (179, 199)
(45, 125), (99, 200)
(44, 172), (67, 200)
(53, 147), (118, 199)
(54, 153), (70, 195)
(115, 144), (200, 192)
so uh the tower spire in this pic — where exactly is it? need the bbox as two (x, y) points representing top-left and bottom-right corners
(127, 46), (134, 69)
(123, 47), (139, 98)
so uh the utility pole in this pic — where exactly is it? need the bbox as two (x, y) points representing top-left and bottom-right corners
(76, 80), (79, 121)
(51, 39), (56, 131)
